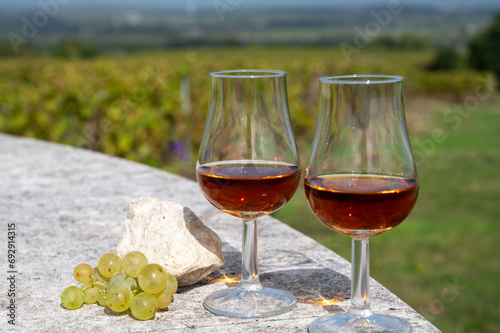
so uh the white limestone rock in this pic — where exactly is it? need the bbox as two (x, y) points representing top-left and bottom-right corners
(116, 197), (224, 286)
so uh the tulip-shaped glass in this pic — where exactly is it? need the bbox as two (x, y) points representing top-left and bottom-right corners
(197, 70), (301, 318)
(305, 75), (418, 332)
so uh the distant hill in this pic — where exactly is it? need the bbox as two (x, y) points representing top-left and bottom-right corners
(2, 0), (500, 10)
(1, 0), (499, 54)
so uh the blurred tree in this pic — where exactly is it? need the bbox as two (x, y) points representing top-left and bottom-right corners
(373, 34), (430, 50)
(397, 34), (430, 50)
(0, 42), (19, 57)
(52, 40), (99, 59)
(468, 12), (500, 87)
(0, 41), (38, 57)
(427, 47), (462, 71)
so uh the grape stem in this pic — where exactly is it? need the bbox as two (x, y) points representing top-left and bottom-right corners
(89, 275), (108, 289)
(81, 285), (92, 292)
(82, 279), (107, 292)
(131, 285), (143, 295)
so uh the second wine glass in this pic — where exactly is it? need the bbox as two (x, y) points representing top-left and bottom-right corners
(305, 75), (418, 332)
(197, 70), (300, 318)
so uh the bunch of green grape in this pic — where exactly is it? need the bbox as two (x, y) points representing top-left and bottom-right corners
(60, 251), (178, 320)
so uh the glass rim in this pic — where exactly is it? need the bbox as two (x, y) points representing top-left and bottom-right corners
(210, 69), (286, 78)
(320, 74), (403, 85)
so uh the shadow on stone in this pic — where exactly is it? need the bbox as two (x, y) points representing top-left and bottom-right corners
(104, 306), (131, 317)
(260, 268), (350, 314)
(177, 245), (241, 293)
(188, 243), (350, 315)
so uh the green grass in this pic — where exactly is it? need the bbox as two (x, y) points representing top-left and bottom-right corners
(273, 100), (500, 333)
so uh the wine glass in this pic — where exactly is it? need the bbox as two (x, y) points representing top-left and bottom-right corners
(197, 69), (301, 318)
(305, 75), (418, 332)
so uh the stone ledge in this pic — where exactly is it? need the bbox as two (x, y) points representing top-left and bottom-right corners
(0, 134), (440, 332)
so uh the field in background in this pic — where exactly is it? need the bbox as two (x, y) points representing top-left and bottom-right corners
(1, 47), (499, 332)
(275, 100), (500, 333)
(0, 47), (490, 177)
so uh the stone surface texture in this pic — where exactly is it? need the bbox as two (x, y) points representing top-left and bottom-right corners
(0, 134), (441, 333)
(116, 197), (224, 286)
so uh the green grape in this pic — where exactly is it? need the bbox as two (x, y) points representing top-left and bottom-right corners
(153, 272), (177, 309)
(123, 251), (148, 278)
(93, 266), (109, 283)
(138, 264), (167, 294)
(107, 285), (133, 312)
(98, 253), (123, 279)
(154, 288), (173, 309)
(73, 263), (94, 283)
(97, 292), (107, 307)
(164, 272), (178, 295)
(61, 286), (84, 310)
(131, 293), (157, 320)
(107, 273), (137, 293)
(81, 283), (99, 304)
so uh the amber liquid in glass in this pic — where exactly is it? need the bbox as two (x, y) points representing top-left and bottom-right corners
(197, 162), (300, 218)
(305, 174), (418, 236)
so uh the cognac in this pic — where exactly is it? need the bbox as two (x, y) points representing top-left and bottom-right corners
(197, 161), (300, 218)
(305, 174), (418, 236)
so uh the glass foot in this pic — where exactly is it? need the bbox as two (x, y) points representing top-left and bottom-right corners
(203, 286), (297, 318)
(309, 312), (412, 333)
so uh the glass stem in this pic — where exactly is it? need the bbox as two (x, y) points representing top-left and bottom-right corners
(349, 238), (374, 317)
(240, 218), (262, 290)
